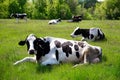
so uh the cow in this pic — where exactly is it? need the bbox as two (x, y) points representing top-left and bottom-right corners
(70, 27), (105, 41)
(10, 13), (27, 23)
(14, 34), (102, 66)
(48, 18), (61, 24)
(68, 15), (82, 22)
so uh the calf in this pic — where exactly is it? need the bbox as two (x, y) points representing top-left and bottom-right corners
(10, 13), (27, 23)
(71, 27), (105, 41)
(14, 34), (102, 66)
(48, 18), (61, 24)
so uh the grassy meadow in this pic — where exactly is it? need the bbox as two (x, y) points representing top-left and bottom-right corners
(0, 19), (120, 80)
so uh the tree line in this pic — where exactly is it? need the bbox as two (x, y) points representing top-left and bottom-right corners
(0, 0), (120, 20)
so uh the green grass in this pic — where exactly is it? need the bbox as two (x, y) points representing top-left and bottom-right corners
(0, 19), (120, 80)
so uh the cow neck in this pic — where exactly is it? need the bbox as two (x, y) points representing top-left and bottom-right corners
(36, 38), (50, 61)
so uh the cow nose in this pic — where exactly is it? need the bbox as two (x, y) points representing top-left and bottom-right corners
(29, 50), (35, 55)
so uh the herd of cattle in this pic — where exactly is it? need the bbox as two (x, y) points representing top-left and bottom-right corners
(12, 13), (106, 67)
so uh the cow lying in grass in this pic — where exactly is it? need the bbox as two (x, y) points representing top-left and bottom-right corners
(14, 34), (102, 66)
(71, 27), (105, 41)
(10, 13), (27, 23)
(68, 15), (82, 22)
(48, 18), (61, 24)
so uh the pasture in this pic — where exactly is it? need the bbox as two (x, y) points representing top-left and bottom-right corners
(0, 19), (120, 80)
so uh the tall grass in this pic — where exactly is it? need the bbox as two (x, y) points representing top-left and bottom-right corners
(0, 19), (120, 80)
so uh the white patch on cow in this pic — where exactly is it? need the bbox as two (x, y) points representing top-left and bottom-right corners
(27, 34), (36, 54)
(48, 20), (57, 24)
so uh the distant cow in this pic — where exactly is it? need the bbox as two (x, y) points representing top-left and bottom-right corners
(71, 27), (105, 41)
(14, 34), (102, 66)
(48, 18), (61, 24)
(68, 15), (82, 22)
(10, 13), (27, 23)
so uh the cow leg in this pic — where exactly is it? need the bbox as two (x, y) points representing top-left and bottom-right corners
(24, 17), (27, 22)
(13, 56), (36, 65)
(73, 48), (89, 68)
(81, 37), (86, 41)
(16, 18), (19, 23)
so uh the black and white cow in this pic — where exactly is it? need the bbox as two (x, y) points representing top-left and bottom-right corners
(48, 18), (61, 24)
(68, 15), (82, 22)
(10, 13), (27, 23)
(71, 27), (105, 41)
(14, 34), (102, 66)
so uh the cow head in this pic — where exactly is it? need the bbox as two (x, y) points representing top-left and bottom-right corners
(18, 34), (46, 55)
(19, 34), (38, 55)
(70, 27), (82, 38)
(10, 13), (16, 18)
(57, 18), (61, 22)
(18, 34), (50, 57)
(86, 46), (102, 63)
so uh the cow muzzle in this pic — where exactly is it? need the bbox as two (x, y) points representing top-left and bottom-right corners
(28, 50), (37, 55)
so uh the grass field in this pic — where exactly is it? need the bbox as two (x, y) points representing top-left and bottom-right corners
(0, 19), (120, 80)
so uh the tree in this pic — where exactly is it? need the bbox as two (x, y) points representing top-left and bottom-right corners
(8, 1), (20, 14)
(66, 0), (78, 14)
(57, 3), (72, 19)
(0, 0), (9, 18)
(32, 0), (47, 19)
(102, 0), (120, 19)
(17, 0), (27, 12)
(94, 3), (106, 20)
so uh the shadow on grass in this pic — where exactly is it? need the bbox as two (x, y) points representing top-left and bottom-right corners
(102, 55), (107, 62)
(36, 64), (53, 73)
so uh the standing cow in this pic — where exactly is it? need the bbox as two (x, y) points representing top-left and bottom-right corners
(71, 27), (105, 41)
(14, 34), (102, 66)
(10, 13), (27, 23)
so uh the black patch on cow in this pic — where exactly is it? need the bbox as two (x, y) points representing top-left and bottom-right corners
(78, 42), (85, 48)
(76, 52), (80, 58)
(74, 28), (81, 35)
(26, 41), (30, 51)
(74, 28), (90, 38)
(98, 29), (105, 40)
(81, 29), (90, 38)
(55, 50), (59, 61)
(62, 41), (73, 57)
(34, 38), (50, 61)
(74, 45), (79, 51)
(54, 40), (61, 48)
(89, 34), (94, 39)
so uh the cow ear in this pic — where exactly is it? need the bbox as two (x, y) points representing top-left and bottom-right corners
(18, 41), (26, 46)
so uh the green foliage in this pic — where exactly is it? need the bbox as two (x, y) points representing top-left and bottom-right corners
(0, 0), (120, 19)
(32, 0), (47, 19)
(57, 3), (72, 19)
(100, 0), (120, 20)
(8, 1), (20, 14)
(94, 3), (106, 20)
(17, 0), (27, 12)
(0, 0), (9, 18)
(66, 0), (78, 14)
(84, 0), (97, 8)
